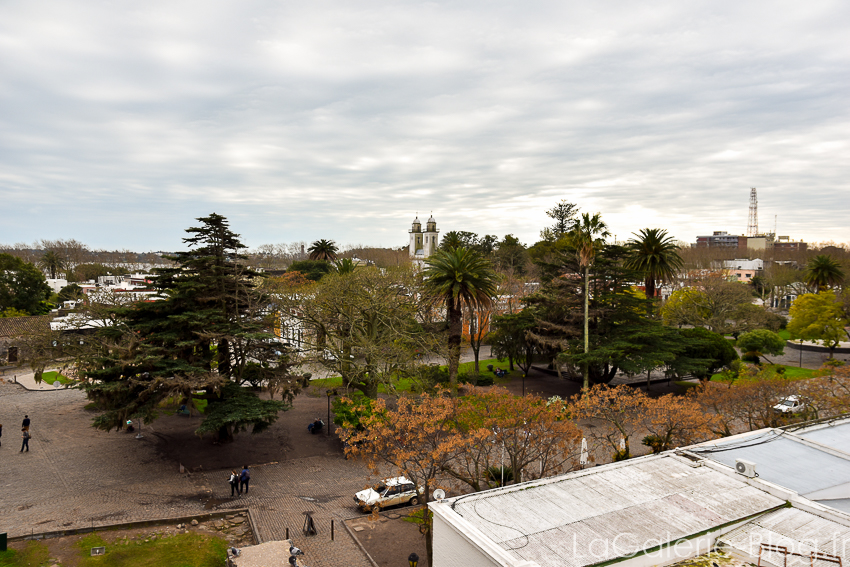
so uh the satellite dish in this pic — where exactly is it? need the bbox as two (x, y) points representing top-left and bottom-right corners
(433, 489), (446, 500)
(53, 380), (62, 388)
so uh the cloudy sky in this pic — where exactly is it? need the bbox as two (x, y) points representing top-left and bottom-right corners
(1, 1), (848, 252)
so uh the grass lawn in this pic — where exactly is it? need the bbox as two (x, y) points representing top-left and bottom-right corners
(0, 541), (49, 567)
(1, 532), (227, 567)
(710, 365), (817, 382)
(778, 329), (791, 340)
(308, 356), (521, 393)
(40, 370), (74, 385)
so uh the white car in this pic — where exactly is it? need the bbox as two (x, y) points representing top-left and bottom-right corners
(773, 395), (805, 414)
(354, 477), (422, 512)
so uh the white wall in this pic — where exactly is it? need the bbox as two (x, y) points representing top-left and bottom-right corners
(432, 512), (506, 567)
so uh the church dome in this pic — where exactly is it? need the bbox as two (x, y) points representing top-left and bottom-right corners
(427, 215), (436, 223)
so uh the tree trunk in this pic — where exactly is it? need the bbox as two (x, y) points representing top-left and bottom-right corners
(447, 299), (462, 385)
(218, 338), (231, 378)
(583, 266), (590, 390)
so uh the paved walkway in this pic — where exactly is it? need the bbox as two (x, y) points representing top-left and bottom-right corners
(0, 382), (374, 567)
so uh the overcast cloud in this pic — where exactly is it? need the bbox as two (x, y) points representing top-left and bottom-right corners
(1, 0), (848, 251)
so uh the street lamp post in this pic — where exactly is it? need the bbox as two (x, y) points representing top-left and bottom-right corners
(799, 339), (803, 367)
(326, 389), (337, 437)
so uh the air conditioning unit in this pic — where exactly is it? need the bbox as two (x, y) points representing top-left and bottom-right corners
(735, 459), (757, 478)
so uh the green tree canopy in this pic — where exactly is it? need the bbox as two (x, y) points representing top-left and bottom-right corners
(277, 266), (435, 398)
(660, 278), (754, 334)
(490, 309), (537, 376)
(57, 283), (85, 303)
(543, 200), (579, 240)
(288, 259), (332, 281)
(76, 214), (298, 440)
(788, 291), (850, 359)
(0, 253), (52, 315)
(675, 327), (739, 379)
(735, 329), (786, 364)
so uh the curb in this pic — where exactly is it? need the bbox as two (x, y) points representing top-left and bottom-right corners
(7, 508), (253, 543)
(342, 519), (381, 567)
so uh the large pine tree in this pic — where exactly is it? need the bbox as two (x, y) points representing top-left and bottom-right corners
(81, 214), (297, 441)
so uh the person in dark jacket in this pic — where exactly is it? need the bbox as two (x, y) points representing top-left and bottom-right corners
(240, 465), (251, 494)
(21, 428), (30, 452)
(228, 470), (240, 497)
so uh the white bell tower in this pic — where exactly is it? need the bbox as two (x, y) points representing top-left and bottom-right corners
(409, 213), (439, 267)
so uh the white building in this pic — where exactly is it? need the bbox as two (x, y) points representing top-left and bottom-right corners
(722, 259), (764, 283)
(429, 418), (850, 567)
(409, 215), (439, 268)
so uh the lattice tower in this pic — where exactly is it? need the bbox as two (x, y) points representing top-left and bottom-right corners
(747, 187), (759, 237)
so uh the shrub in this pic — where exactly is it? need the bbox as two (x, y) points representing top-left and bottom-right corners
(476, 375), (495, 387)
(642, 435), (665, 454)
(486, 465), (513, 486)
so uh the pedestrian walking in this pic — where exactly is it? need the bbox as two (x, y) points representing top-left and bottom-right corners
(228, 469), (240, 497)
(240, 465), (250, 494)
(22, 415), (30, 431)
(21, 428), (30, 452)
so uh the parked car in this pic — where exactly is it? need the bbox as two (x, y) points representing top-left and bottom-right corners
(354, 477), (422, 512)
(773, 395), (805, 414)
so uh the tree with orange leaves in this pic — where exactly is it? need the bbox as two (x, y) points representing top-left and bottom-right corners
(569, 384), (649, 460)
(344, 387), (584, 566)
(639, 394), (719, 453)
(798, 362), (850, 419)
(445, 387), (582, 491)
(691, 363), (795, 433)
(344, 390), (470, 567)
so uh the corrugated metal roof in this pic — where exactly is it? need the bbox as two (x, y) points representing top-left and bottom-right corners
(821, 499), (850, 514)
(798, 423), (850, 456)
(450, 456), (783, 567)
(691, 431), (850, 496)
(719, 507), (850, 567)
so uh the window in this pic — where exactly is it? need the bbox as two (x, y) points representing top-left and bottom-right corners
(8, 346), (18, 363)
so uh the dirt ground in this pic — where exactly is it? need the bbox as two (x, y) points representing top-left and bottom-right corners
(5, 512), (251, 566)
(346, 508), (427, 567)
(149, 384), (347, 471)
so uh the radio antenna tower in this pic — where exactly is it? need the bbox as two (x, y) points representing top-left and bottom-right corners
(747, 187), (759, 237)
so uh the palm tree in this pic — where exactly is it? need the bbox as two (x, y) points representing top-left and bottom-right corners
(38, 250), (66, 279)
(308, 239), (338, 262)
(566, 213), (610, 390)
(624, 228), (684, 300)
(334, 258), (357, 275)
(423, 247), (498, 385)
(805, 255), (845, 293)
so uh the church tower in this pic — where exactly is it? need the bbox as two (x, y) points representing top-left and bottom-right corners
(409, 214), (439, 267)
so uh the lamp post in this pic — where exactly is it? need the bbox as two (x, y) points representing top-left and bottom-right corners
(799, 339), (803, 368)
(326, 389), (337, 437)
(408, 552), (419, 567)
